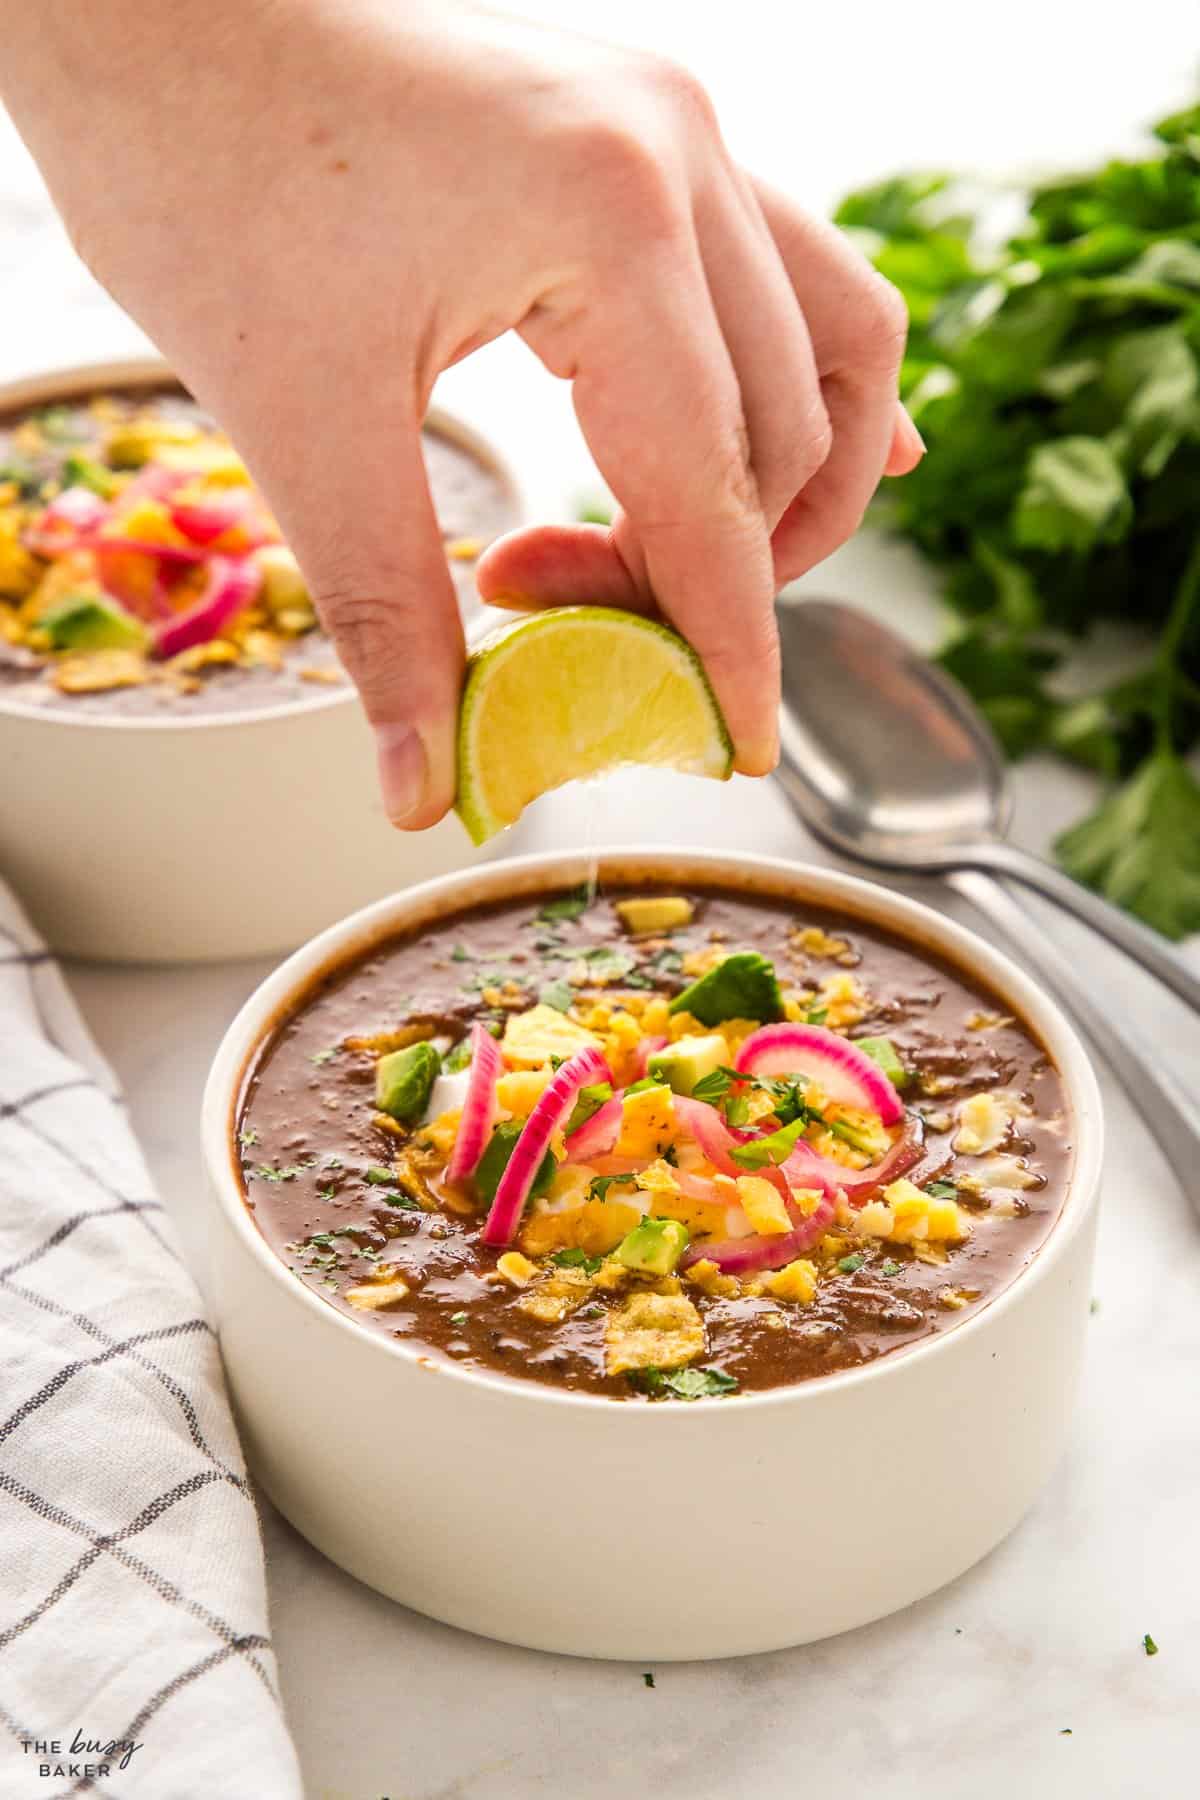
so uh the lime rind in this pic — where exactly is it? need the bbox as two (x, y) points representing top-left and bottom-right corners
(455, 607), (733, 844)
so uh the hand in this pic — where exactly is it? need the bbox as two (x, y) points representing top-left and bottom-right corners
(1, 0), (920, 826)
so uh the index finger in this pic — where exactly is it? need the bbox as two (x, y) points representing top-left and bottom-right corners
(525, 238), (781, 776)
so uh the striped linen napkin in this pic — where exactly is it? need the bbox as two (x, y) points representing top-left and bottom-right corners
(0, 883), (300, 1799)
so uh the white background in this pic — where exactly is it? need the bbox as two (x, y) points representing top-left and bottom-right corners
(2, 3), (1199, 1796)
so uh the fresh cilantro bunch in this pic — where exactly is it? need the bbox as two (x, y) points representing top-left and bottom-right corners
(836, 100), (1200, 938)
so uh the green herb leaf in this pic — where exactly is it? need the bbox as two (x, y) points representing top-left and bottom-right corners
(535, 886), (592, 924)
(1056, 751), (1200, 939)
(837, 1252), (866, 1274)
(1143, 1633), (1159, 1656)
(550, 1247), (604, 1274)
(881, 1259), (902, 1277)
(835, 105), (1200, 936)
(926, 1180), (959, 1201)
(450, 1310), (469, 1326)
(627, 1365), (739, 1400)
(669, 951), (784, 1027)
(539, 978), (574, 1012)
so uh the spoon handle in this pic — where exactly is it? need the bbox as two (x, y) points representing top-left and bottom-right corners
(966, 840), (1200, 1015)
(948, 870), (1199, 1216)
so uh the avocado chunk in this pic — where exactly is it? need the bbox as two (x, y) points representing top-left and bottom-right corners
(616, 1216), (690, 1275)
(854, 1036), (910, 1089)
(564, 1081), (613, 1135)
(375, 1040), (440, 1123)
(40, 592), (148, 652)
(473, 1120), (556, 1205)
(669, 951), (783, 1026)
(647, 1033), (728, 1096)
(615, 895), (695, 936)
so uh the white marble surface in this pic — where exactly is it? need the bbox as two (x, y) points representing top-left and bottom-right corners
(3, 3), (1199, 1793)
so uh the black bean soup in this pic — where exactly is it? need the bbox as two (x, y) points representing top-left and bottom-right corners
(236, 884), (1072, 1402)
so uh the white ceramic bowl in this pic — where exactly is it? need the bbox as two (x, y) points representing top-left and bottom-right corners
(0, 359), (522, 962)
(201, 848), (1103, 1660)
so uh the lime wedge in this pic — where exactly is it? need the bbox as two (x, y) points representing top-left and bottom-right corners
(455, 607), (733, 843)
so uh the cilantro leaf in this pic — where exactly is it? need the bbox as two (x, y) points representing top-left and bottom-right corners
(835, 101), (1200, 939)
(535, 886), (592, 924)
(1056, 751), (1200, 939)
(550, 1247), (603, 1274)
(538, 978), (574, 1012)
(627, 1365), (739, 1400)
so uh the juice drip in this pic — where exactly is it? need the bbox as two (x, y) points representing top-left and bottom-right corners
(575, 774), (605, 904)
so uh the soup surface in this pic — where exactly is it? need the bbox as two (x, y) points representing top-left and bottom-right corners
(237, 884), (1072, 1401)
(0, 391), (516, 716)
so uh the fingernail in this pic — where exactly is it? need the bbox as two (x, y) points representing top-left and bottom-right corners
(899, 406), (926, 457)
(485, 589), (538, 612)
(375, 725), (428, 824)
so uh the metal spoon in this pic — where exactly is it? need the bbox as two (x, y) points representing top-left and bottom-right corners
(774, 595), (1199, 1208)
(775, 597), (1200, 1013)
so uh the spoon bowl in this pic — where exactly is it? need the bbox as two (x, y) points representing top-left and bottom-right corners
(774, 592), (1200, 1211)
(776, 598), (1011, 869)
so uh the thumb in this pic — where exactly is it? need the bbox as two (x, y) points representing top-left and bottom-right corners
(281, 419), (465, 830)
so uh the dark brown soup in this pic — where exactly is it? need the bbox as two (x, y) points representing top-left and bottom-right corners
(236, 884), (1072, 1401)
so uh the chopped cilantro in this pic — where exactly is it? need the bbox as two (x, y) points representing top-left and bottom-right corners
(450, 944), (473, 963)
(670, 951), (783, 1026)
(628, 1365), (739, 1401)
(642, 1671), (656, 1689)
(237, 1126), (259, 1149)
(449, 1310), (469, 1326)
(837, 1252), (866, 1274)
(535, 886), (592, 924)
(550, 1247), (604, 1274)
(690, 1065), (817, 1131)
(1090, 1296), (1101, 1315)
(310, 1046), (339, 1066)
(690, 1065), (742, 1106)
(317, 1185), (337, 1202)
(379, 1191), (421, 1211)
(806, 1005), (829, 1025)
(881, 1258), (902, 1277)
(926, 1180), (959, 1200)
(364, 1166), (396, 1184)
(250, 1161), (311, 1183)
(580, 945), (635, 983)
(539, 978), (574, 1012)
(588, 1173), (631, 1202)
(1143, 1633), (1159, 1656)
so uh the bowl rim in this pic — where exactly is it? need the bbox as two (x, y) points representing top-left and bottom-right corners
(0, 355), (524, 733)
(201, 846), (1104, 1417)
